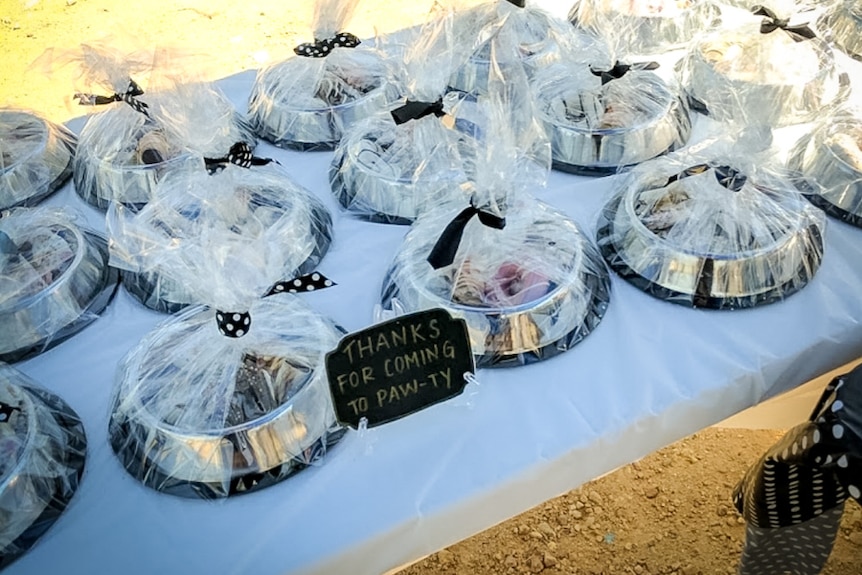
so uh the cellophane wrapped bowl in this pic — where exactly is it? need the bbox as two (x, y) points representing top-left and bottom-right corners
(533, 59), (691, 175)
(74, 84), (256, 210)
(382, 199), (611, 367)
(330, 5), (485, 224)
(248, 0), (397, 150)
(108, 166), (344, 498)
(597, 149), (827, 309)
(0, 109), (76, 210)
(449, 0), (583, 94)
(569, 0), (721, 56)
(787, 115), (862, 228)
(111, 165), (333, 313)
(678, 8), (848, 127)
(109, 297), (345, 499)
(0, 207), (119, 363)
(0, 363), (86, 570)
(818, 0), (862, 61)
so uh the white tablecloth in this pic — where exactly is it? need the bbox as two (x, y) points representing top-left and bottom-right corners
(7, 69), (862, 575)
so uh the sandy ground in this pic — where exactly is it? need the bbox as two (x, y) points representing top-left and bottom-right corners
(2, 1), (861, 573)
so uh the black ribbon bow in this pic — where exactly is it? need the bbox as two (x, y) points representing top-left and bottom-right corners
(214, 273), (337, 338)
(390, 98), (446, 125)
(665, 164), (748, 192)
(204, 142), (273, 174)
(0, 401), (21, 423)
(294, 32), (361, 57)
(752, 5), (816, 42)
(589, 61), (660, 86)
(506, 0), (526, 7)
(427, 203), (507, 270)
(73, 78), (150, 117)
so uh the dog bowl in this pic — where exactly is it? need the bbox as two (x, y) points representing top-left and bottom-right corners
(818, 0), (862, 61)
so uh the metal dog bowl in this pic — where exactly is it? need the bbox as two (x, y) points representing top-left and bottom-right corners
(818, 0), (862, 61)
(248, 50), (395, 151)
(569, 0), (721, 55)
(1, 109), (76, 210)
(0, 208), (119, 363)
(535, 68), (691, 175)
(109, 297), (345, 499)
(115, 168), (334, 313)
(788, 118), (862, 228)
(73, 106), (255, 210)
(682, 30), (847, 127)
(0, 364), (86, 570)
(597, 164), (826, 309)
(381, 200), (611, 367)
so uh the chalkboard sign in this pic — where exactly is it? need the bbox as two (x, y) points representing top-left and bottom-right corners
(325, 309), (475, 429)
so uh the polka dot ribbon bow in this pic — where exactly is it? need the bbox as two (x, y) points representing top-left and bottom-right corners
(204, 142), (274, 174)
(73, 78), (150, 117)
(752, 5), (816, 42)
(0, 401), (20, 423)
(215, 272), (337, 338)
(294, 32), (361, 58)
(732, 366), (862, 575)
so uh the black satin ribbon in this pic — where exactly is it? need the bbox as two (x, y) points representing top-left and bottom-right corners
(73, 78), (150, 117)
(506, 0), (526, 7)
(294, 32), (361, 57)
(0, 401), (21, 423)
(589, 61), (660, 85)
(752, 5), (816, 42)
(390, 98), (446, 125)
(664, 164), (748, 192)
(427, 204), (507, 270)
(265, 272), (336, 296)
(204, 142), (273, 174)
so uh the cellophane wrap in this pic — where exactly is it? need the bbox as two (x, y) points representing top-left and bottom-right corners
(247, 0), (396, 150)
(380, 62), (609, 367)
(596, 144), (827, 309)
(531, 32), (691, 175)
(569, 0), (722, 56)
(449, 0), (584, 95)
(330, 4), (483, 223)
(108, 164), (333, 313)
(677, 7), (848, 127)
(0, 207), (118, 363)
(0, 363), (86, 571)
(818, 0), (862, 61)
(0, 109), (76, 210)
(106, 166), (343, 498)
(787, 113), (862, 228)
(73, 63), (255, 210)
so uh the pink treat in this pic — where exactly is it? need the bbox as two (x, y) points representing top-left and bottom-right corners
(485, 262), (551, 306)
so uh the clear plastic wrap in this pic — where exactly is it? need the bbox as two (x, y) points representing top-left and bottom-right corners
(449, 0), (584, 95)
(0, 109), (76, 210)
(678, 6), (849, 127)
(0, 363), (87, 570)
(787, 114), (862, 229)
(532, 39), (691, 175)
(67, 45), (255, 210)
(380, 61), (610, 367)
(0, 207), (119, 363)
(108, 163), (333, 313)
(247, 0), (397, 151)
(568, 0), (722, 56)
(330, 5), (484, 224)
(818, 0), (862, 61)
(107, 166), (343, 498)
(596, 146), (826, 309)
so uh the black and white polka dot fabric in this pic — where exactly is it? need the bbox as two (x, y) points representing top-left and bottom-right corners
(215, 311), (252, 338)
(266, 273), (335, 296)
(73, 78), (150, 117)
(733, 365), (862, 574)
(293, 32), (361, 58)
(204, 142), (273, 174)
(0, 401), (19, 422)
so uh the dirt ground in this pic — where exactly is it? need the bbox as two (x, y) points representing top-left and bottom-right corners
(2, 1), (861, 573)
